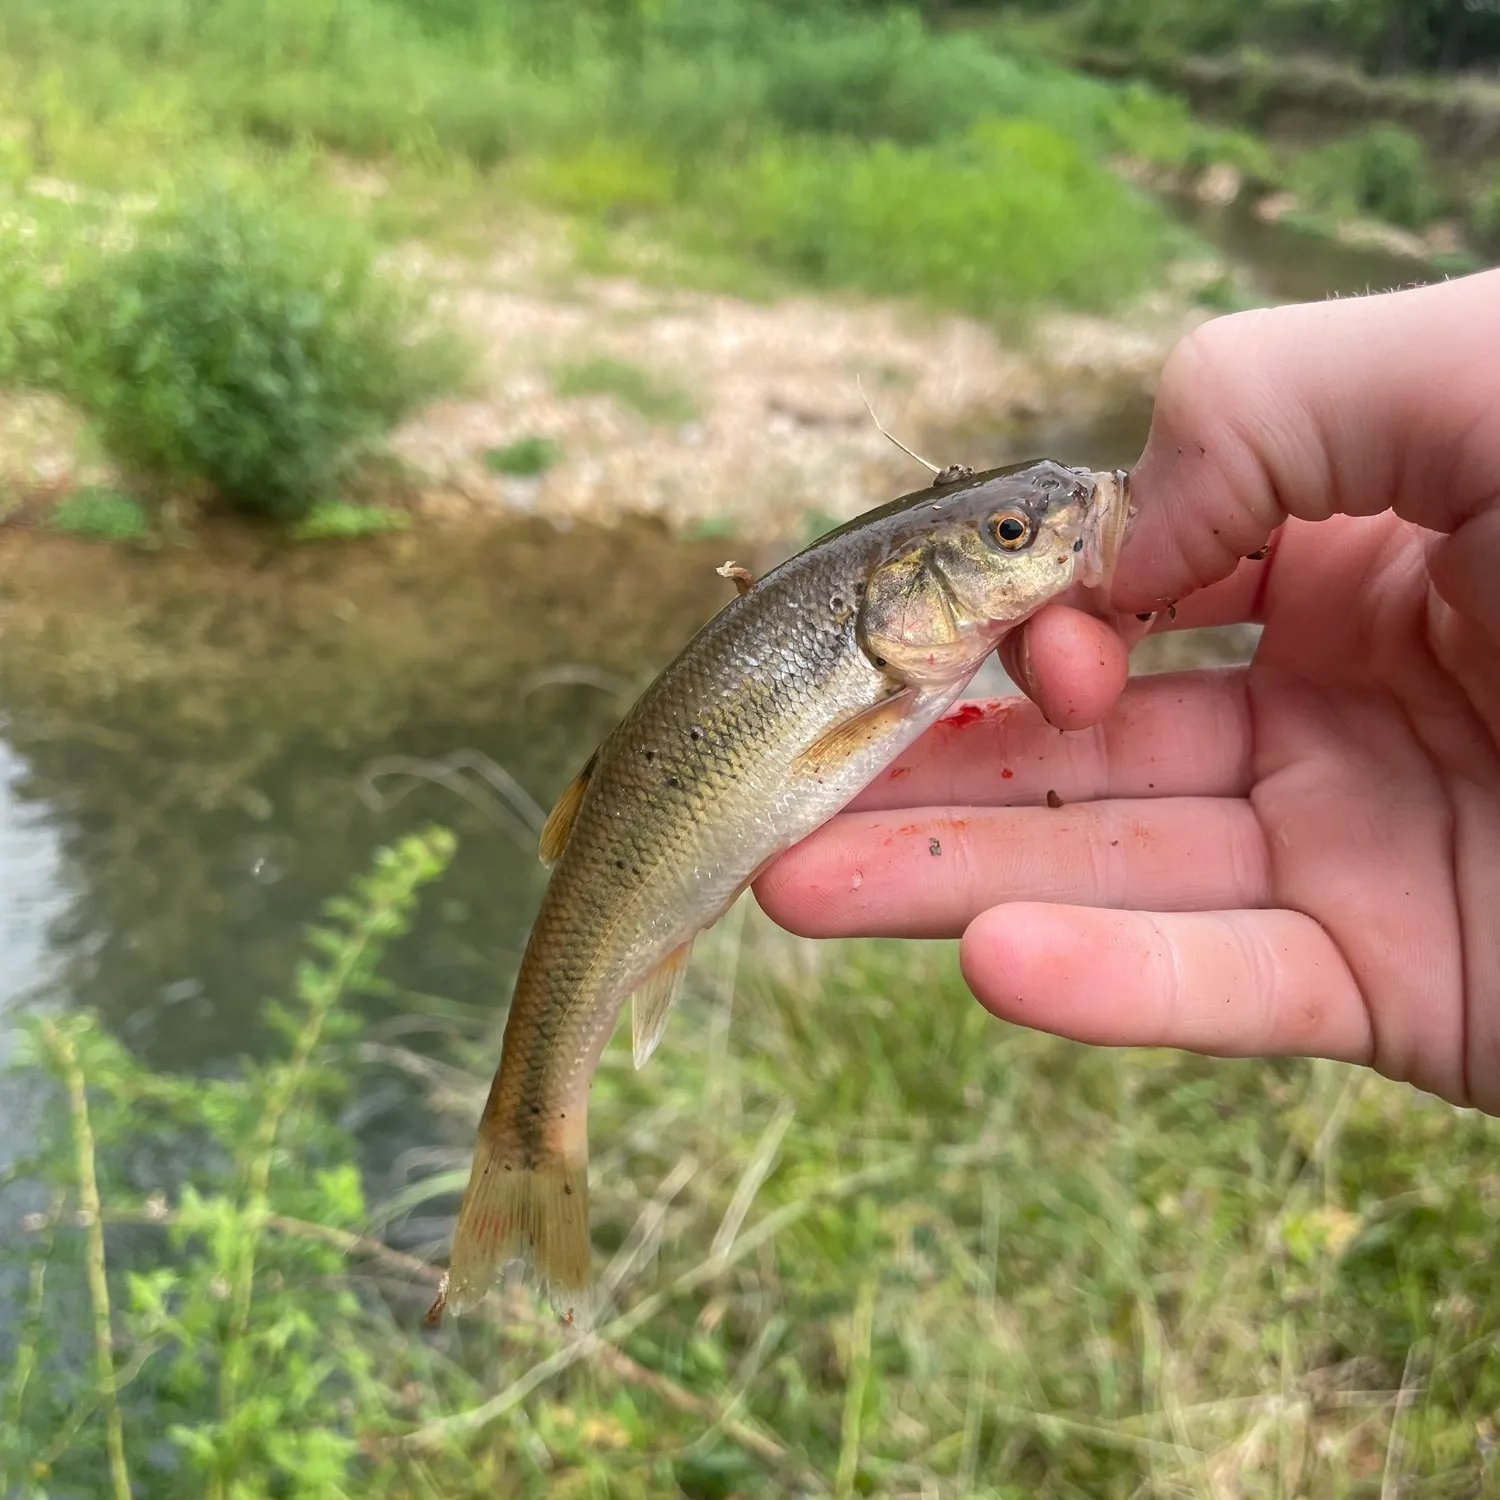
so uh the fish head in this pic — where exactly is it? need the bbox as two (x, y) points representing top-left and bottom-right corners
(857, 461), (1131, 684)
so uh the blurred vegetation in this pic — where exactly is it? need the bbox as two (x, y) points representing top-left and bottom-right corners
(0, 0), (1262, 332)
(289, 500), (415, 541)
(0, 0), (1324, 524)
(2, 0), (1485, 529)
(46, 487), (151, 544)
(554, 356), (699, 426)
(1055, 0), (1500, 74)
(4, 831), (1498, 1496)
(1289, 123), (1436, 229)
(1470, 175), (1500, 254)
(485, 435), (563, 478)
(0, 182), (465, 523)
(988, 0), (1500, 251)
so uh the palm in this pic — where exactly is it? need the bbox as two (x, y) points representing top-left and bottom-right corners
(756, 510), (1500, 1112)
(1243, 512), (1495, 1106)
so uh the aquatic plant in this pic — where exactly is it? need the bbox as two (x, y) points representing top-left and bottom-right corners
(1, 830), (457, 1497)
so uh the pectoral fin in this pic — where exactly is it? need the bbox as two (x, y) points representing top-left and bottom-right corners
(538, 751), (598, 865)
(630, 940), (693, 1069)
(791, 688), (916, 777)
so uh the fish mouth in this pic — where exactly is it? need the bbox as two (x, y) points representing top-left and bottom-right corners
(1078, 468), (1132, 588)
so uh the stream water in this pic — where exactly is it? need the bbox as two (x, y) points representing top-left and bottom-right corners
(0, 205), (1458, 1257)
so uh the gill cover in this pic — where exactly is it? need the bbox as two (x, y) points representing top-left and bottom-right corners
(856, 542), (973, 681)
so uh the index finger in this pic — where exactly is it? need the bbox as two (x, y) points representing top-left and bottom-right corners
(1114, 271), (1500, 616)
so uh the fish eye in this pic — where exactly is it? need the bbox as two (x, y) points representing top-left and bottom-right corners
(989, 509), (1034, 550)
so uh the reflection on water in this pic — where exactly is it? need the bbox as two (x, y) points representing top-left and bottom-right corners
(0, 518), (730, 1095)
(0, 744), (67, 1169)
(0, 744), (67, 1350)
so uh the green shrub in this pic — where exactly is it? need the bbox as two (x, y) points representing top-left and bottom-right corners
(1103, 80), (1277, 181)
(48, 486), (151, 542)
(1076, 0), (1251, 55)
(1467, 176), (1500, 252)
(0, 830), (460, 1499)
(52, 184), (465, 521)
(705, 118), (1176, 317)
(1292, 125), (1436, 229)
(1290, 137), (1362, 220)
(0, 192), (101, 389)
(751, 7), (1035, 145)
(483, 434), (562, 476)
(1351, 124), (1432, 228)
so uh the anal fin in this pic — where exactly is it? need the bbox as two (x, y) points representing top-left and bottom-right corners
(630, 940), (693, 1069)
(792, 688), (916, 777)
(538, 750), (598, 865)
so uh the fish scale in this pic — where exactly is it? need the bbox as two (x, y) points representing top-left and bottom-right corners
(429, 458), (1131, 1325)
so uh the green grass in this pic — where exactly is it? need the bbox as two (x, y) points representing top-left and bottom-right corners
(0, 0), (1264, 518)
(47, 487), (150, 543)
(1289, 125), (1440, 230)
(0, 0), (1248, 328)
(288, 499), (414, 540)
(484, 434), (563, 477)
(555, 356), (698, 425)
(697, 120), (1179, 318)
(6, 834), (1496, 1497)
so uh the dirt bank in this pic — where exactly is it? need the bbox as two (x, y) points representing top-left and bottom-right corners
(388, 233), (1213, 536)
(0, 221), (1217, 540)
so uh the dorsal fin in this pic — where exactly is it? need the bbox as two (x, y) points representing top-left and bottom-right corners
(538, 750), (597, 865)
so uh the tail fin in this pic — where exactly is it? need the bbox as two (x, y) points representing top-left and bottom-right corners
(428, 1132), (592, 1326)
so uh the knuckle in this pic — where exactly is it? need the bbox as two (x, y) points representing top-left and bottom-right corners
(1158, 311), (1262, 426)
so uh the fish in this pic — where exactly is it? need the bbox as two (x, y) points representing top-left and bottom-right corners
(427, 458), (1132, 1325)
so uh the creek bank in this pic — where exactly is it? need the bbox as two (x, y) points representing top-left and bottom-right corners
(1074, 46), (1500, 160)
(1, 219), (1225, 547)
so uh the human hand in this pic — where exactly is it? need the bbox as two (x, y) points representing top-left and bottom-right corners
(755, 270), (1500, 1113)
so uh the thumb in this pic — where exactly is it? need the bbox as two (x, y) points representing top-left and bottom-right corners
(1113, 270), (1500, 617)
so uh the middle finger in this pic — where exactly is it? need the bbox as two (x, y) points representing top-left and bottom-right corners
(756, 794), (1270, 939)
